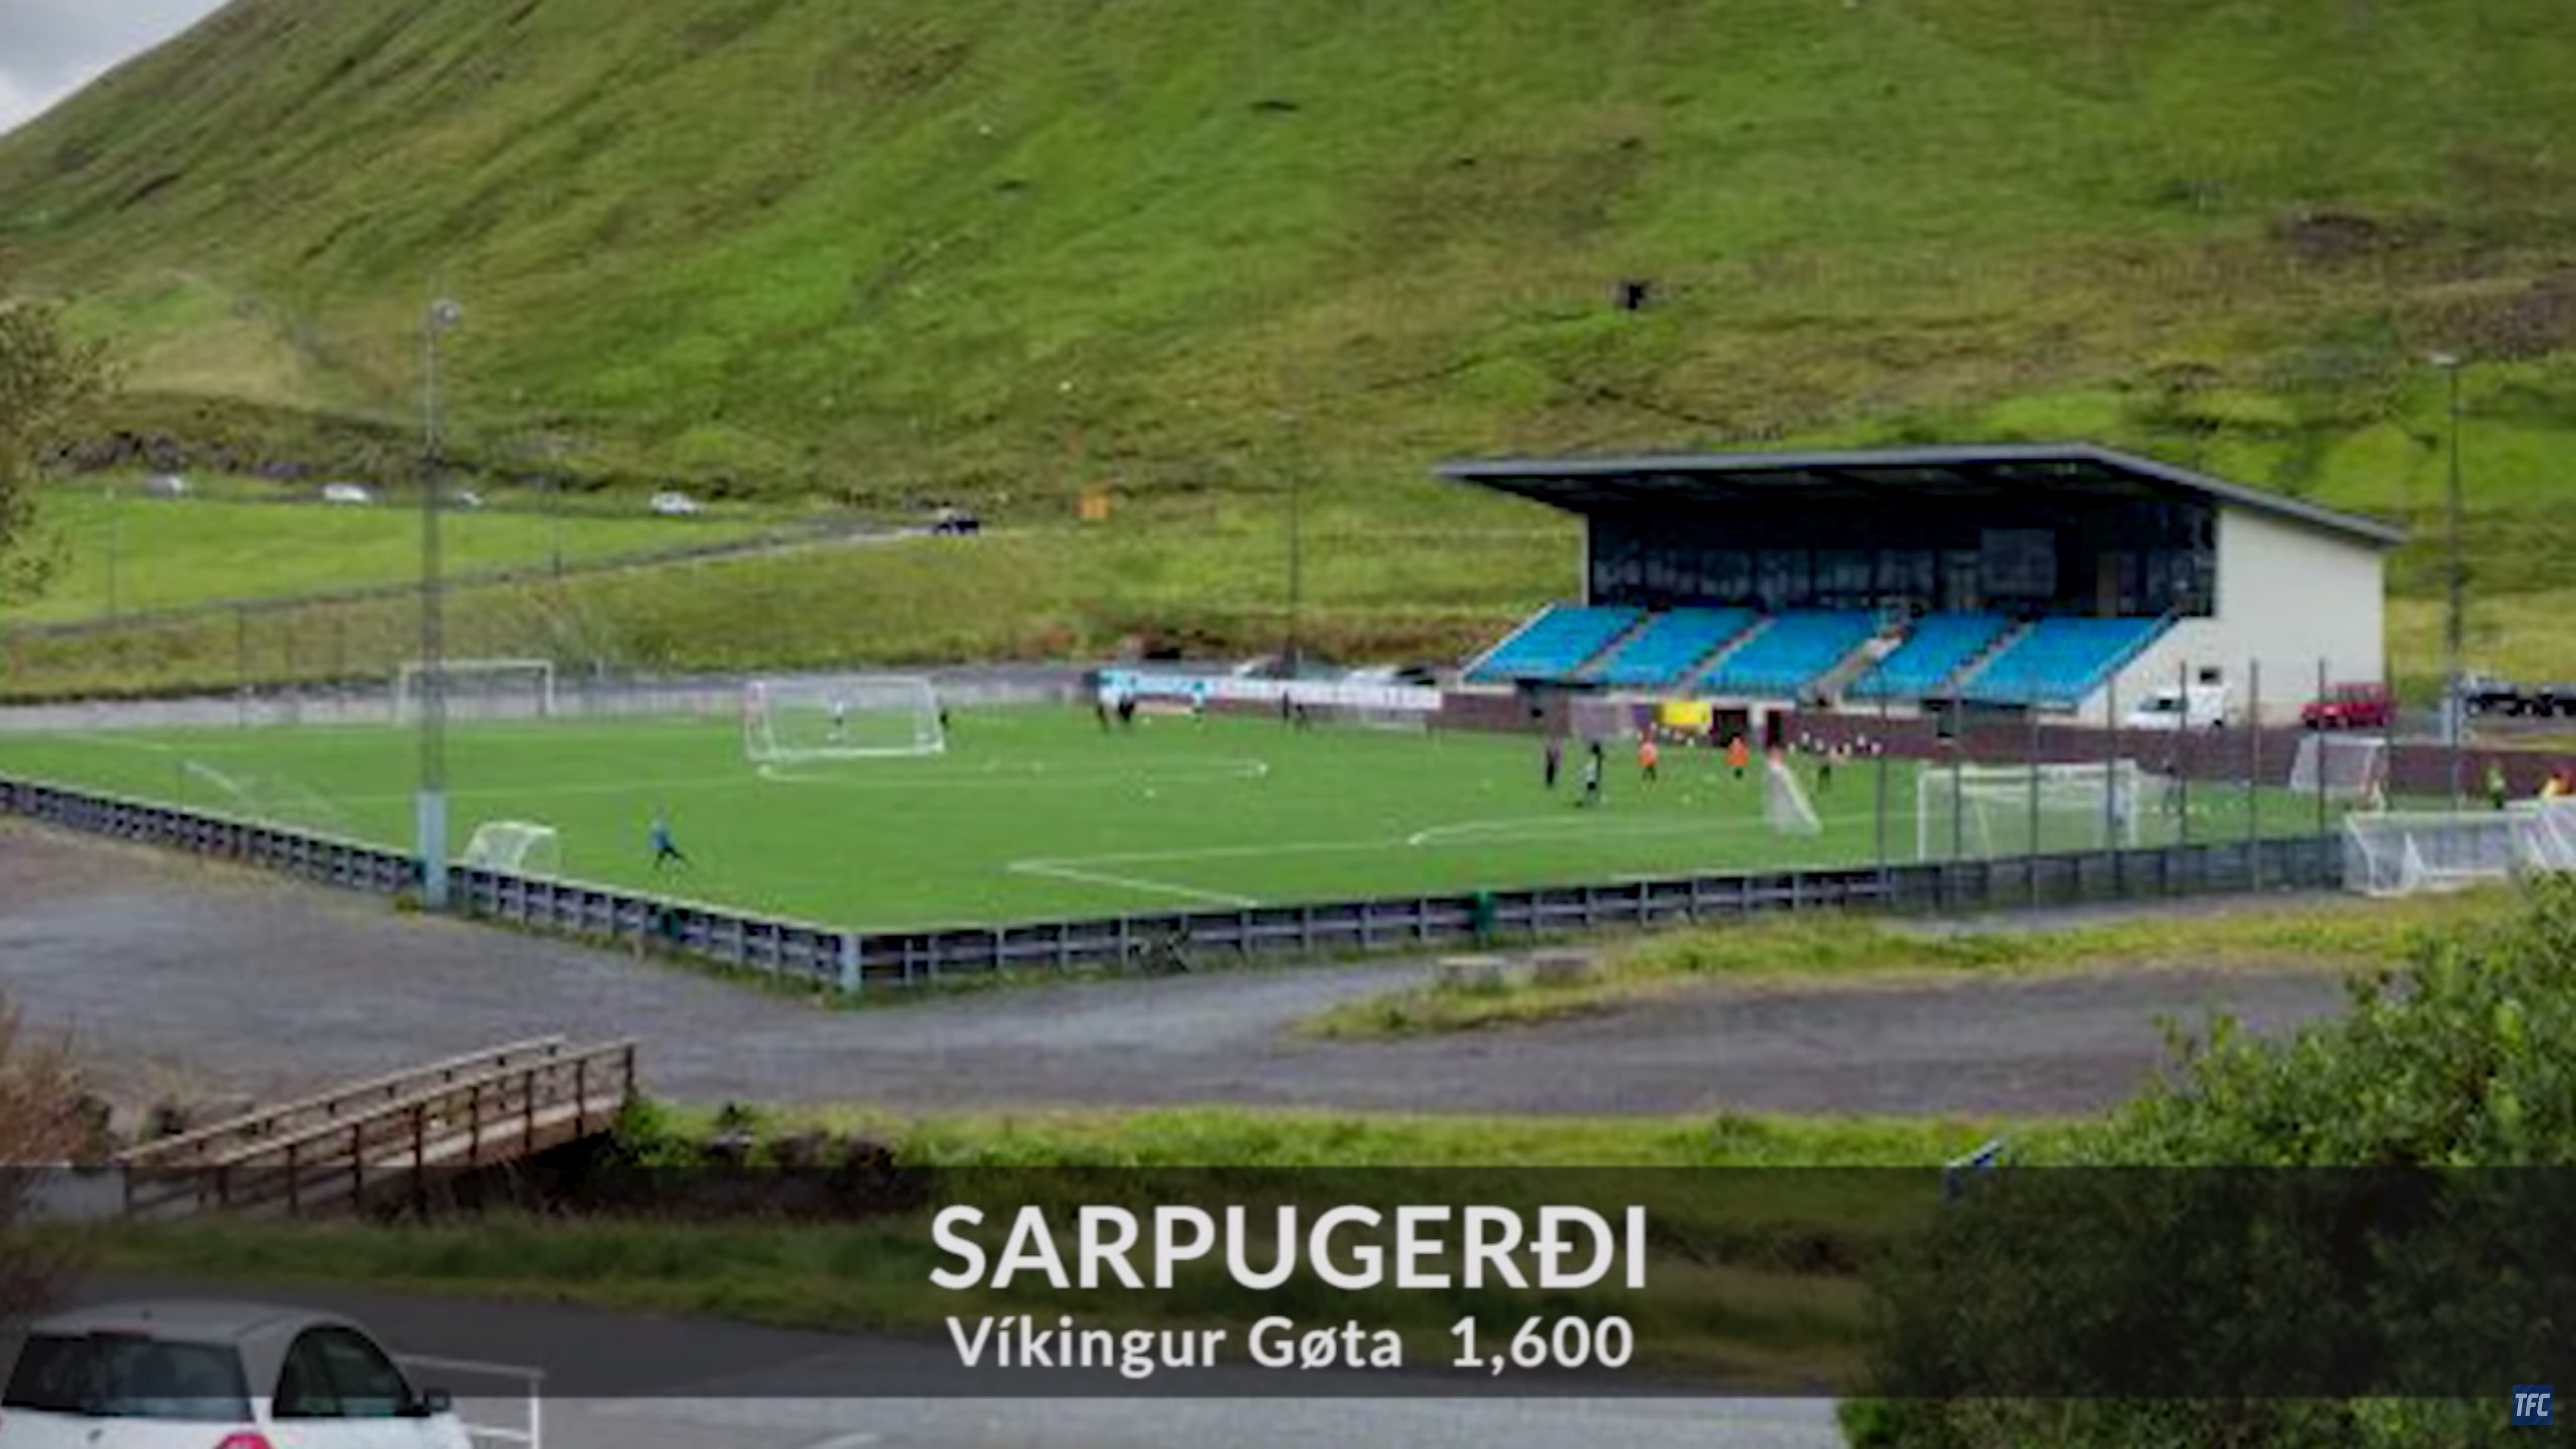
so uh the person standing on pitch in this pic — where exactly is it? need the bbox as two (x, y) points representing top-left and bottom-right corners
(649, 809), (690, 870)
(1543, 735), (1563, 790)
(1637, 732), (1660, 784)
(1726, 733), (1751, 781)
(1579, 741), (1604, 808)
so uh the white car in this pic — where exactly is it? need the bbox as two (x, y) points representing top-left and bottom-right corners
(319, 482), (375, 506)
(648, 490), (702, 517)
(0, 1301), (474, 1449)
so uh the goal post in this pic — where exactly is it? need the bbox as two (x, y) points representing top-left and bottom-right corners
(459, 820), (562, 876)
(2343, 800), (2576, 897)
(2288, 733), (2390, 807)
(745, 674), (945, 762)
(1916, 759), (2167, 862)
(394, 659), (556, 723)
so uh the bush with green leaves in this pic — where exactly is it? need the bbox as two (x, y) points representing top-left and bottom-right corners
(1845, 878), (2576, 1447)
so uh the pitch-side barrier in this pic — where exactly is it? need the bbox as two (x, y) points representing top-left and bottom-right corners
(1, 772), (2341, 994)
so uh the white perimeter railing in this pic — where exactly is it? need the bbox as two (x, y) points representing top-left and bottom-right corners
(397, 1354), (545, 1449)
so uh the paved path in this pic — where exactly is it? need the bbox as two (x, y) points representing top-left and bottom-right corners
(0, 826), (2352, 1118)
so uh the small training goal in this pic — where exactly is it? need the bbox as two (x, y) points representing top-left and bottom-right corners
(2343, 800), (2576, 898)
(2288, 733), (2389, 806)
(394, 659), (556, 724)
(1916, 760), (2168, 862)
(745, 674), (945, 763)
(1764, 752), (1823, 837)
(459, 820), (562, 876)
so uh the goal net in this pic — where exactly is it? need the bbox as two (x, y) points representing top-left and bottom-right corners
(1765, 753), (1823, 837)
(745, 675), (945, 762)
(1569, 697), (1633, 743)
(1916, 760), (2166, 862)
(2289, 734), (2389, 804)
(2343, 800), (2576, 898)
(459, 820), (562, 876)
(395, 659), (556, 724)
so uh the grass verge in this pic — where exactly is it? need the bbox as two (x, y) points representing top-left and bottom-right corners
(1301, 890), (2511, 1039)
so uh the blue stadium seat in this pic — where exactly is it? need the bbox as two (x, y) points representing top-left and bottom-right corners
(1467, 604), (1644, 683)
(1584, 608), (1758, 688)
(1962, 616), (2169, 705)
(1699, 610), (1879, 698)
(1850, 613), (2014, 700)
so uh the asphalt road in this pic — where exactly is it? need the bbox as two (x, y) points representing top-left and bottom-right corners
(0, 825), (2351, 1119)
(64, 1273), (1843, 1449)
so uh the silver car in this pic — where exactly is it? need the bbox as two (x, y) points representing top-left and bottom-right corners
(0, 1301), (475, 1449)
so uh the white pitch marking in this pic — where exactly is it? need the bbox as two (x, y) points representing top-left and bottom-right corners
(796, 1433), (884, 1449)
(1006, 858), (1259, 908)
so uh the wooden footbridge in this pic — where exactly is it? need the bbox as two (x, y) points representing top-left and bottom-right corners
(114, 1036), (637, 1218)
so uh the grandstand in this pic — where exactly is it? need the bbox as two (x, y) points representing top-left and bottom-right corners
(1440, 443), (2402, 723)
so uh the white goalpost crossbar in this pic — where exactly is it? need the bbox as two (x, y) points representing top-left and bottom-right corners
(744, 675), (945, 762)
(1916, 759), (2164, 862)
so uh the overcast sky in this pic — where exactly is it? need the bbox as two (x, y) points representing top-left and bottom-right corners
(0, 0), (227, 135)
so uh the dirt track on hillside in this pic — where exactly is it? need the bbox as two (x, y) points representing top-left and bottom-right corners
(0, 825), (2351, 1119)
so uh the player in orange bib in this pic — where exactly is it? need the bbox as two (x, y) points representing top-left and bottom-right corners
(1637, 734), (1660, 783)
(1725, 734), (1751, 780)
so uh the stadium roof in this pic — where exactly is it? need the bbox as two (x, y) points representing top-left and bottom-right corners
(1435, 442), (2406, 548)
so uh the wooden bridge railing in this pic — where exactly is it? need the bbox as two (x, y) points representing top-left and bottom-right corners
(117, 1039), (638, 1218)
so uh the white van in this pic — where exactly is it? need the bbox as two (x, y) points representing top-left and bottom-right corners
(2125, 682), (2228, 731)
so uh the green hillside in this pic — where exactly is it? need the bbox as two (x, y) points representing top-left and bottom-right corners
(3, 0), (2574, 679)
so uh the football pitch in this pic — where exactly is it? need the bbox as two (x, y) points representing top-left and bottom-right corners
(0, 707), (2352, 932)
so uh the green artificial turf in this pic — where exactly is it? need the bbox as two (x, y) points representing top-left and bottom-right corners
(0, 706), (2366, 931)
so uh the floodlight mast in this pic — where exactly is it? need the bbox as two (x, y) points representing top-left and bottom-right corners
(417, 296), (462, 910)
(2430, 351), (2465, 807)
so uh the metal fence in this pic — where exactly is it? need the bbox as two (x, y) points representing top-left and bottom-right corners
(3, 770), (2343, 995)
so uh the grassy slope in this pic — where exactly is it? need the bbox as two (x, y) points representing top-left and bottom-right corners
(4, 0), (2575, 676)
(13, 476), (782, 622)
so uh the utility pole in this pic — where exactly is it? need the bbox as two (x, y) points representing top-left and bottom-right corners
(418, 297), (463, 910)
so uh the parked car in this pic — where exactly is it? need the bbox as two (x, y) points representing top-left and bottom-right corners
(141, 473), (190, 499)
(649, 490), (703, 517)
(0, 1300), (475, 1448)
(319, 482), (375, 505)
(929, 506), (981, 535)
(2301, 681), (2395, 731)
(2123, 682), (2229, 731)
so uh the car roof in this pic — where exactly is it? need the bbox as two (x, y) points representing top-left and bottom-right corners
(31, 1300), (357, 1343)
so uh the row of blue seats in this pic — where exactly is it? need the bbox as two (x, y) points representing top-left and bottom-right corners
(1964, 615), (2167, 705)
(1471, 604), (2170, 704)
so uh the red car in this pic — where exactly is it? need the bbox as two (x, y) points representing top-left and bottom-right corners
(2302, 681), (2394, 731)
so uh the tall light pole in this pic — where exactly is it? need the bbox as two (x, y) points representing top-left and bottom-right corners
(2430, 351), (2465, 806)
(1280, 410), (1304, 674)
(418, 297), (463, 910)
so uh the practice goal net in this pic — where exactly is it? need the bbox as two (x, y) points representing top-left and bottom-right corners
(394, 659), (556, 724)
(745, 675), (945, 762)
(1917, 760), (2167, 862)
(2289, 734), (2389, 805)
(2343, 800), (2576, 898)
(459, 820), (562, 876)
(1765, 753), (1823, 837)
(1569, 697), (1634, 743)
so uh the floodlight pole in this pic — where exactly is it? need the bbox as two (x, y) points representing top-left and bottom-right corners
(417, 297), (462, 910)
(2431, 352), (2465, 807)
(1281, 410), (1305, 673)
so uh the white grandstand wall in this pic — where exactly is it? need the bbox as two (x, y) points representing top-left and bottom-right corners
(2080, 503), (2388, 728)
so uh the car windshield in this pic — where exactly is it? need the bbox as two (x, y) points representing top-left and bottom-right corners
(3, 1332), (254, 1422)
